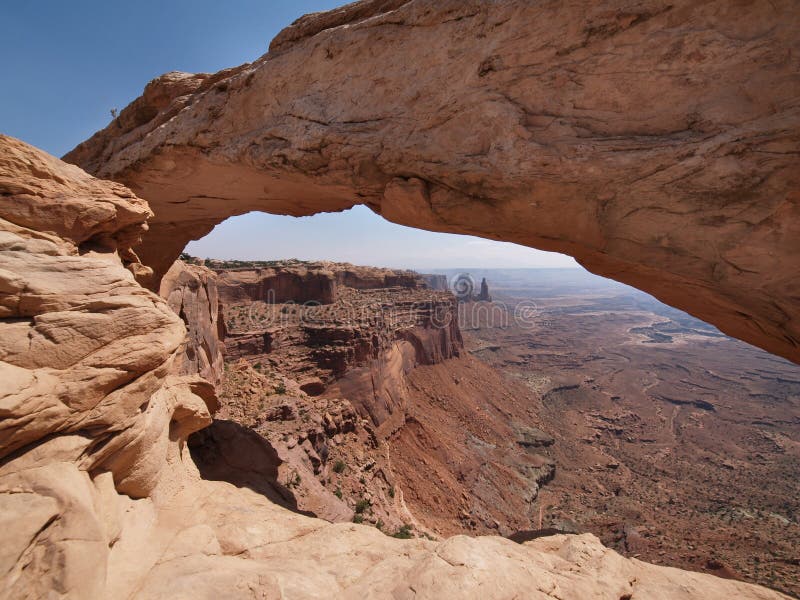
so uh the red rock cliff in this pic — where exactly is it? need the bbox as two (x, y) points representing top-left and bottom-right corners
(217, 262), (462, 438)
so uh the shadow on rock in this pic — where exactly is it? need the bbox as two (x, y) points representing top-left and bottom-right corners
(188, 419), (315, 517)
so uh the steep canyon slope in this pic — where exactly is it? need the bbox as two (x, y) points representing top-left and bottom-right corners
(202, 261), (554, 536)
(455, 270), (800, 595)
(65, 0), (800, 364)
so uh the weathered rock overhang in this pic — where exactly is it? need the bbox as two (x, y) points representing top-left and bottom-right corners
(64, 0), (800, 364)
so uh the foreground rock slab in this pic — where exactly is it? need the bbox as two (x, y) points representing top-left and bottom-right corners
(65, 0), (800, 364)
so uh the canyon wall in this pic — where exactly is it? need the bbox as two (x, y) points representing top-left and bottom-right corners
(216, 265), (338, 304)
(210, 263), (557, 535)
(217, 263), (462, 437)
(214, 262), (424, 305)
(64, 0), (800, 364)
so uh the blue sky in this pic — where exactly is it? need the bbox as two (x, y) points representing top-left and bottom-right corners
(1, 1), (577, 269)
(185, 207), (577, 269)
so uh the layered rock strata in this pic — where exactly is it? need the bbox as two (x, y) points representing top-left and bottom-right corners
(0, 134), (217, 597)
(208, 263), (557, 534)
(218, 264), (462, 435)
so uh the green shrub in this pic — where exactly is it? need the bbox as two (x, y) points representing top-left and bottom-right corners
(355, 498), (371, 514)
(392, 524), (413, 539)
(285, 471), (301, 489)
(353, 514), (364, 524)
(334, 487), (343, 499)
(332, 460), (346, 474)
(388, 485), (395, 499)
(274, 382), (287, 394)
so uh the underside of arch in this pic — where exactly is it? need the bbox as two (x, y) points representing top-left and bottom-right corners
(64, 0), (800, 364)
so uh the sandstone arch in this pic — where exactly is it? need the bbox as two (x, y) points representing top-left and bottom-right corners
(3, 0), (800, 595)
(1, 134), (792, 598)
(65, 0), (800, 362)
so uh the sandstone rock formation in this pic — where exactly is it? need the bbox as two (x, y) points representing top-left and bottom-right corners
(218, 263), (462, 417)
(65, 0), (800, 364)
(0, 134), (217, 597)
(214, 261), (424, 305)
(217, 263), (338, 305)
(478, 277), (492, 302)
(2, 134), (791, 598)
(160, 260), (226, 386)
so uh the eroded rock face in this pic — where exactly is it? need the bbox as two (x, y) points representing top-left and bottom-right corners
(65, 0), (800, 364)
(0, 134), (792, 599)
(159, 260), (226, 386)
(213, 261), (426, 305)
(213, 263), (558, 536)
(0, 134), (216, 596)
(218, 263), (462, 435)
(217, 264), (338, 304)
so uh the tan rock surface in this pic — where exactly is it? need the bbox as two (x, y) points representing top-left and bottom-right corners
(0, 133), (217, 596)
(2, 126), (792, 599)
(65, 0), (800, 364)
(160, 260), (226, 386)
